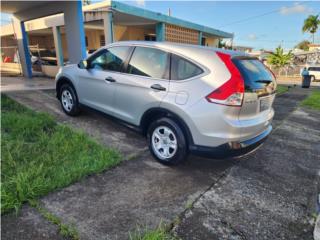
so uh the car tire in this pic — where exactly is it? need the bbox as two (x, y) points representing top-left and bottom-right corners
(310, 75), (315, 82)
(147, 117), (188, 165)
(59, 84), (80, 116)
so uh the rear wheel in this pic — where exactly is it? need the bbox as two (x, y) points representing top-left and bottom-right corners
(59, 84), (80, 116)
(147, 117), (187, 165)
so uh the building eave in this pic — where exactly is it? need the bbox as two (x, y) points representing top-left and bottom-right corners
(110, 1), (233, 38)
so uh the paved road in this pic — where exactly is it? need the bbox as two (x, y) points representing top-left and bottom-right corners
(2, 86), (319, 240)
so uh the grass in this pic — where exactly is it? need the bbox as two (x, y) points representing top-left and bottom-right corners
(129, 224), (177, 240)
(29, 200), (79, 240)
(277, 85), (289, 94)
(1, 95), (121, 214)
(301, 90), (320, 111)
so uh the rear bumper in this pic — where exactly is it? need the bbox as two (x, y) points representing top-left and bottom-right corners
(189, 125), (272, 158)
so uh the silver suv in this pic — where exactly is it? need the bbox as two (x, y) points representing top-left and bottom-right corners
(56, 41), (276, 165)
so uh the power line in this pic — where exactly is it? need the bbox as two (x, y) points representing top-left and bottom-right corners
(236, 39), (302, 43)
(218, 9), (280, 28)
(217, 1), (306, 28)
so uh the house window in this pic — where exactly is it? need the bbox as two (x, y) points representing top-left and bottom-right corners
(144, 35), (156, 41)
(100, 35), (105, 47)
(201, 37), (206, 46)
(85, 36), (88, 47)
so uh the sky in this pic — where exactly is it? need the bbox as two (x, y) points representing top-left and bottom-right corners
(125, 1), (320, 50)
(1, 1), (319, 51)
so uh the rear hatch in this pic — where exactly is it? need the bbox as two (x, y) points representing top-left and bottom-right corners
(232, 56), (276, 121)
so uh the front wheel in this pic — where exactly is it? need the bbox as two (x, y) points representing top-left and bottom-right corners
(59, 84), (80, 116)
(147, 117), (188, 165)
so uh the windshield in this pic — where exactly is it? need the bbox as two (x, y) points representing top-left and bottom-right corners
(232, 58), (276, 91)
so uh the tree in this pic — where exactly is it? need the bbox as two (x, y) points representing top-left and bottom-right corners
(218, 39), (232, 49)
(302, 15), (320, 43)
(82, 0), (91, 6)
(218, 39), (226, 48)
(295, 40), (310, 51)
(267, 46), (293, 76)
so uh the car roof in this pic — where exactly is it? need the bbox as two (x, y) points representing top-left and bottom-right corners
(107, 41), (248, 57)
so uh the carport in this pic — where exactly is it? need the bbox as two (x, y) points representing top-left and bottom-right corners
(1, 1), (87, 78)
(1, 1), (233, 79)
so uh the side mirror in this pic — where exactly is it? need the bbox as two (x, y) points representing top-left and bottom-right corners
(78, 60), (88, 69)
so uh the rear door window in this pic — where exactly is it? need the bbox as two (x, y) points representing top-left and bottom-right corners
(171, 54), (203, 80)
(127, 47), (170, 79)
(232, 58), (275, 91)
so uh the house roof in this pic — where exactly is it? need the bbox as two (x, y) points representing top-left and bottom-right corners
(1, 0), (233, 39)
(308, 44), (320, 47)
(85, 0), (233, 39)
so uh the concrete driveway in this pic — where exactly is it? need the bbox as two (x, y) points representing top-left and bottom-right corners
(2, 86), (320, 240)
(0, 76), (55, 92)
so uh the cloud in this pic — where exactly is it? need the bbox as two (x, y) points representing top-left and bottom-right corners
(135, 0), (145, 7)
(248, 34), (257, 40)
(280, 3), (313, 15)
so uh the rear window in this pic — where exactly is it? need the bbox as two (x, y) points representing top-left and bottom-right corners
(232, 58), (275, 91)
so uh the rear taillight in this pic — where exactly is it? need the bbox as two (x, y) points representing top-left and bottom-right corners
(206, 52), (244, 106)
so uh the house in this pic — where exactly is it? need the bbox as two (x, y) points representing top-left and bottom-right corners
(232, 45), (253, 53)
(308, 44), (320, 51)
(0, 0), (233, 78)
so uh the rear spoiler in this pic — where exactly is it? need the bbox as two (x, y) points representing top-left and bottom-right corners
(231, 55), (259, 61)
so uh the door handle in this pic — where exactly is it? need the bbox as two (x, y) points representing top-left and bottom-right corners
(105, 77), (116, 83)
(150, 84), (166, 91)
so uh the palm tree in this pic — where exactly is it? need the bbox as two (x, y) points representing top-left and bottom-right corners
(302, 15), (320, 43)
(267, 46), (293, 76)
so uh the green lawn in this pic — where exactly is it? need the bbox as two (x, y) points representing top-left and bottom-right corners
(301, 90), (320, 110)
(1, 95), (121, 214)
(276, 85), (289, 94)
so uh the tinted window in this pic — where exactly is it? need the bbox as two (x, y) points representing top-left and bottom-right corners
(308, 67), (320, 71)
(171, 54), (203, 80)
(127, 47), (169, 79)
(90, 47), (130, 72)
(232, 58), (275, 91)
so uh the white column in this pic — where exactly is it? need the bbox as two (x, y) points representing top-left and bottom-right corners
(52, 26), (63, 66)
(63, 1), (86, 63)
(103, 11), (114, 45)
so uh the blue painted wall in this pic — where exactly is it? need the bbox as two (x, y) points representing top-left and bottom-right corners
(76, 0), (87, 59)
(156, 22), (165, 41)
(21, 21), (32, 78)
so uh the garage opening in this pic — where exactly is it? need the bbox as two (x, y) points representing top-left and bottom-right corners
(1, 34), (22, 76)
